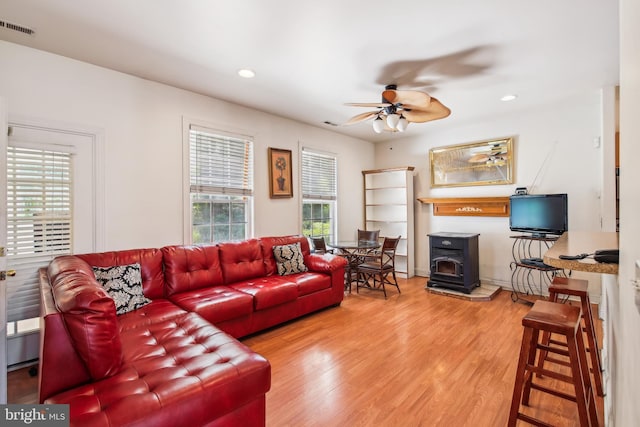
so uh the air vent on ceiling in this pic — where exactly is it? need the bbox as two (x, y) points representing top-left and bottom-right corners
(0, 19), (35, 36)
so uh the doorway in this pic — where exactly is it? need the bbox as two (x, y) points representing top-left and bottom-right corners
(3, 118), (103, 370)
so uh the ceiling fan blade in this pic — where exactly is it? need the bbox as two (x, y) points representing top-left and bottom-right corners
(343, 111), (379, 125)
(382, 89), (431, 109)
(468, 154), (490, 163)
(402, 97), (451, 123)
(344, 102), (391, 108)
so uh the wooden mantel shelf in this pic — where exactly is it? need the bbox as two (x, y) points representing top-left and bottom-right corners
(418, 196), (510, 217)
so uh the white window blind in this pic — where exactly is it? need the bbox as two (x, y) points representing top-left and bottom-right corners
(6, 146), (73, 322)
(188, 125), (253, 243)
(301, 149), (337, 200)
(189, 125), (253, 196)
(301, 148), (337, 242)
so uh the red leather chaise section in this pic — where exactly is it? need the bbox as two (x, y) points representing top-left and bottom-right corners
(46, 312), (270, 427)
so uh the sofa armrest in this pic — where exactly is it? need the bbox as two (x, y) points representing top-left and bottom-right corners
(39, 269), (92, 402)
(304, 253), (347, 273)
(47, 256), (124, 381)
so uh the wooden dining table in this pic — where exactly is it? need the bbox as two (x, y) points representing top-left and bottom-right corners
(329, 240), (381, 291)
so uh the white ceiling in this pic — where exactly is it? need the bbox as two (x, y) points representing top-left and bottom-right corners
(0, 0), (619, 142)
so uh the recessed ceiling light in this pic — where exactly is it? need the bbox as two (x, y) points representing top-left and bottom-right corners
(238, 69), (255, 79)
(501, 94), (518, 102)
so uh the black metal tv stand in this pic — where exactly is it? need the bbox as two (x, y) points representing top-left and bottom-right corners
(509, 235), (568, 303)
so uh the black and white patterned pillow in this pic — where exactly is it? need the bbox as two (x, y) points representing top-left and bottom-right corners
(92, 263), (152, 315)
(273, 242), (308, 276)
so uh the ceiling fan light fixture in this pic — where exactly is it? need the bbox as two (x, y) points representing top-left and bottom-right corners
(372, 116), (385, 133)
(396, 115), (408, 132)
(386, 113), (400, 129)
(344, 85), (451, 133)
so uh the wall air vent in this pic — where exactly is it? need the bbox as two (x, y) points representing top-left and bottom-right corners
(0, 19), (35, 36)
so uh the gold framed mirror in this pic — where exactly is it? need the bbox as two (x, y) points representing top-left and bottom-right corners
(429, 137), (514, 188)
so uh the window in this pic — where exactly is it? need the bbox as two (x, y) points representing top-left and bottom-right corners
(188, 124), (253, 243)
(6, 146), (73, 326)
(301, 148), (337, 242)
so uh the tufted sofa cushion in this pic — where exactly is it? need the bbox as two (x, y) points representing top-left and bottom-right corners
(169, 286), (254, 325)
(229, 276), (298, 311)
(162, 244), (225, 296)
(48, 256), (123, 380)
(218, 239), (266, 284)
(116, 299), (190, 332)
(45, 312), (271, 427)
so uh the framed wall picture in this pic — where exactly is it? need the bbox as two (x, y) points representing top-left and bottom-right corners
(429, 137), (514, 188)
(268, 147), (293, 198)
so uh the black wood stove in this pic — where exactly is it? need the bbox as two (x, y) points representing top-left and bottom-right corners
(427, 232), (480, 294)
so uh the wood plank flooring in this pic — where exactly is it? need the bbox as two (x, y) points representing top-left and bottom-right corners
(8, 276), (604, 426)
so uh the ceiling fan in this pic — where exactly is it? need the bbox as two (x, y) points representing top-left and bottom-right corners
(467, 143), (507, 165)
(343, 85), (451, 133)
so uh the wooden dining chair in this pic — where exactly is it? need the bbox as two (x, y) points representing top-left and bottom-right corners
(356, 236), (401, 298)
(312, 237), (333, 254)
(356, 229), (380, 259)
(357, 229), (380, 243)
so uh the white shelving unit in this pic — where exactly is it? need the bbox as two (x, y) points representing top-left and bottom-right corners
(363, 167), (415, 278)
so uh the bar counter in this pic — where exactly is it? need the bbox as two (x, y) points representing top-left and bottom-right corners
(543, 231), (619, 275)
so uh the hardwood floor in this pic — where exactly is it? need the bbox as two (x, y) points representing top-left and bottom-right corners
(8, 277), (604, 426)
(7, 366), (38, 405)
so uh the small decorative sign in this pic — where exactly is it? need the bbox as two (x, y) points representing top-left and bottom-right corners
(455, 206), (483, 213)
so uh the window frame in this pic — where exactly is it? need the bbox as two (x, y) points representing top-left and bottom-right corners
(300, 147), (338, 243)
(183, 118), (254, 244)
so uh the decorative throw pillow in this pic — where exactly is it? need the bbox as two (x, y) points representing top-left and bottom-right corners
(273, 242), (308, 276)
(92, 263), (152, 315)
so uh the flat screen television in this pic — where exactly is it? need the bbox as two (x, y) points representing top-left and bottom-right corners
(509, 193), (568, 237)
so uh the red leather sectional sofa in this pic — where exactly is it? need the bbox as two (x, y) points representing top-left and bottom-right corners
(39, 235), (347, 426)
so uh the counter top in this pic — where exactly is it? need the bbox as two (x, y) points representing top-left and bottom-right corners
(543, 231), (619, 275)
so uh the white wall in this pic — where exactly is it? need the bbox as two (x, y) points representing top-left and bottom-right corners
(375, 91), (612, 299)
(0, 41), (374, 250)
(614, 0), (640, 425)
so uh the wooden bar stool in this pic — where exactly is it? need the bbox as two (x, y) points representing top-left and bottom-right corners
(508, 300), (599, 427)
(538, 277), (604, 397)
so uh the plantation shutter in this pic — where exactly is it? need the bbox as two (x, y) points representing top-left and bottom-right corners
(189, 125), (253, 196)
(6, 146), (73, 322)
(301, 149), (337, 200)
